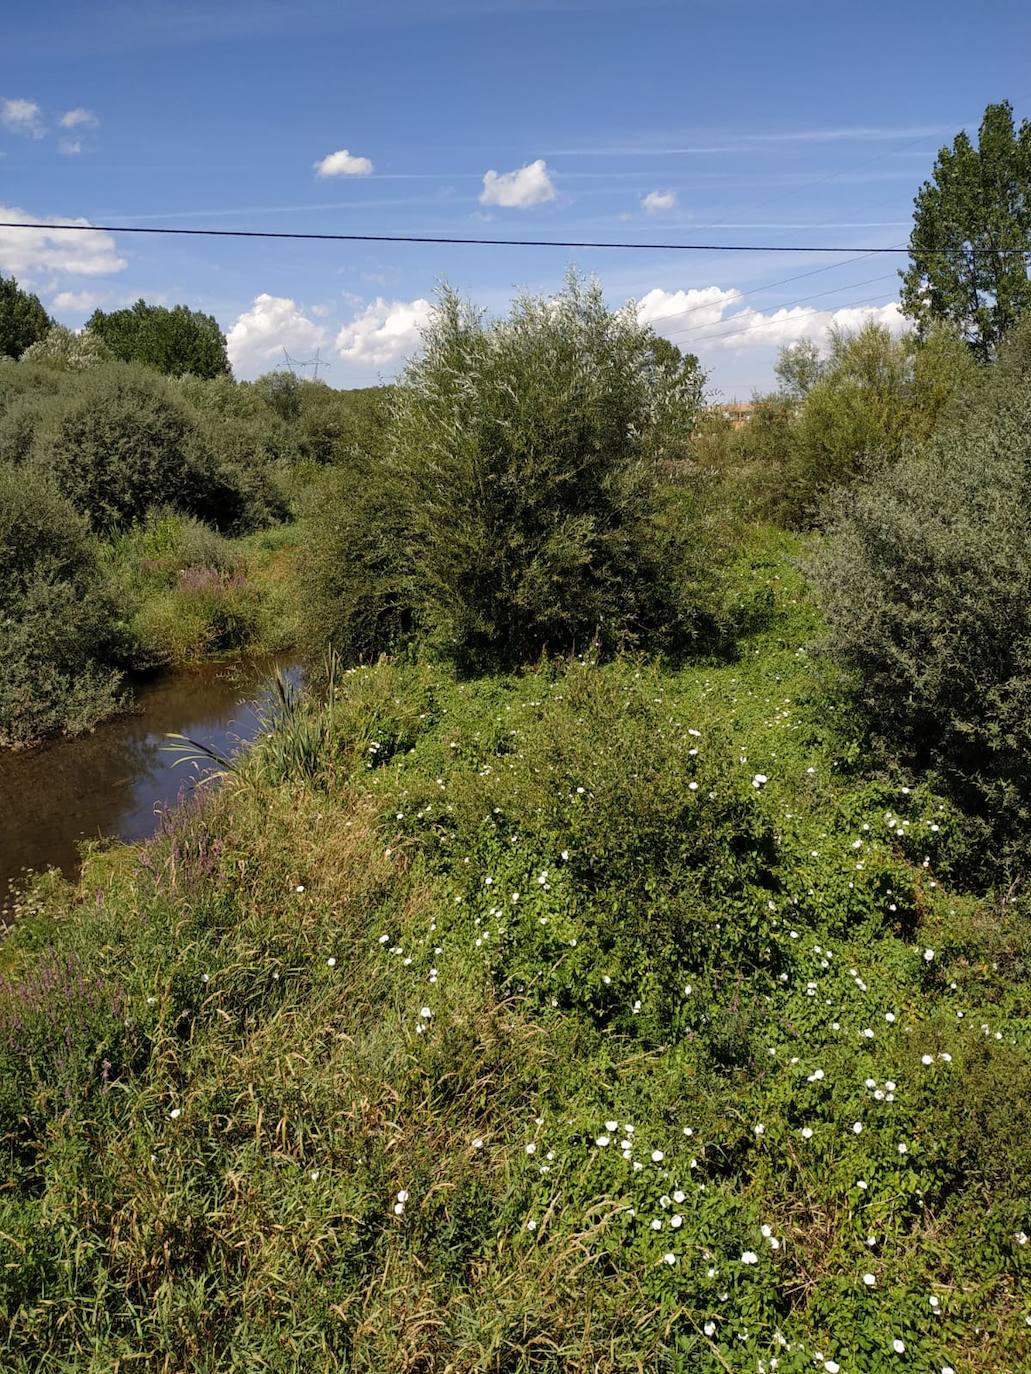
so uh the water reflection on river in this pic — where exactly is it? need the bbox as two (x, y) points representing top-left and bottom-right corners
(0, 658), (297, 912)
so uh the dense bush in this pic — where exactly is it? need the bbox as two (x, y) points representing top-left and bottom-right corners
(303, 275), (709, 669)
(806, 320), (1031, 865)
(0, 463), (124, 745)
(21, 363), (219, 532)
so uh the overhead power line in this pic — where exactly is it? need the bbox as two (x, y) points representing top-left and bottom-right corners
(2, 218), (1029, 255)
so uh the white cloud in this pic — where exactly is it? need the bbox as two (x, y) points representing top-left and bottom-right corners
(704, 300), (906, 351)
(2, 98), (45, 139)
(58, 138), (82, 156)
(59, 107), (98, 128)
(335, 296), (432, 367)
(51, 289), (107, 313)
(314, 147), (374, 177)
(637, 286), (741, 334)
(309, 303), (331, 318)
(0, 204), (126, 276)
(225, 294), (328, 374)
(480, 159), (556, 208)
(641, 189), (677, 214)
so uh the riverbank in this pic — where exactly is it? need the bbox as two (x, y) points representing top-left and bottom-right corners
(0, 655), (298, 915)
(2, 531), (1028, 1372)
(0, 515), (301, 752)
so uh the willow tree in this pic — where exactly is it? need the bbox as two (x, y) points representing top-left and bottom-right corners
(900, 101), (1031, 362)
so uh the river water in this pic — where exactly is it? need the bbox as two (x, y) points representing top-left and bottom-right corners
(0, 658), (294, 913)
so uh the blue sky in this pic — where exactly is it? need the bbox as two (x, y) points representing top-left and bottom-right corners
(1, 0), (1028, 396)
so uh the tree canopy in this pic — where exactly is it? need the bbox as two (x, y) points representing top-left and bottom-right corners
(901, 101), (1031, 362)
(0, 274), (53, 361)
(87, 299), (231, 378)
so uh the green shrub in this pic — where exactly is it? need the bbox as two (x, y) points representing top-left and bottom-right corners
(303, 275), (710, 670)
(806, 348), (1031, 868)
(0, 463), (125, 745)
(24, 363), (217, 532)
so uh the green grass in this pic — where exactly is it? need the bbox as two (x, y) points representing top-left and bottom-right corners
(2, 528), (1029, 1372)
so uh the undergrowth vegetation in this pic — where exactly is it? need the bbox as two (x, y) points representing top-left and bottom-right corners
(2, 535), (1029, 1371)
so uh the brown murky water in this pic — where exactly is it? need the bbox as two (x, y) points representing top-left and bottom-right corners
(0, 658), (298, 912)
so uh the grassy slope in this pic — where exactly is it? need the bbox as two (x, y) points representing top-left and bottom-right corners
(2, 529), (1029, 1373)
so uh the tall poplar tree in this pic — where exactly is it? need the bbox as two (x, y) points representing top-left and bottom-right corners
(901, 101), (1031, 362)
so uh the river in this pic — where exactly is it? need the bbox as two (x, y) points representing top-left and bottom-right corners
(0, 658), (296, 915)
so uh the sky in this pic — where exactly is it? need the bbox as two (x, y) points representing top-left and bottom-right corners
(1, 0), (1029, 397)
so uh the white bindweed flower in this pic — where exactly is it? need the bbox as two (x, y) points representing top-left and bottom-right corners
(670, 1215), (683, 1229)
(663, 1252), (676, 1265)
(863, 1273), (876, 1287)
(525, 1143), (536, 1155)
(703, 1321), (716, 1337)
(651, 1149), (664, 1162)
(595, 1135), (610, 1147)
(893, 1339), (905, 1354)
(740, 1250), (759, 1264)
(169, 1108), (181, 1120)
(825, 1363), (840, 1374)
(754, 1123), (765, 1136)
(801, 1127), (813, 1139)
(420, 1006), (432, 1018)
(752, 774), (768, 789)
(923, 948), (935, 961)
(326, 957), (336, 967)
(472, 1138), (484, 1150)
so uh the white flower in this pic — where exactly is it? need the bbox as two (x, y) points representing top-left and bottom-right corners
(525, 1143), (536, 1155)
(670, 1215), (683, 1229)
(688, 782), (699, 792)
(923, 948), (935, 961)
(310, 1169), (320, 1180)
(673, 1189), (686, 1202)
(754, 1123), (765, 1136)
(897, 1142), (908, 1155)
(893, 1339), (905, 1354)
(605, 1119), (618, 1132)
(703, 1321), (716, 1336)
(650, 1218), (662, 1231)
(921, 1054), (933, 1065)
(825, 1363), (840, 1374)
(852, 1122), (863, 1135)
(863, 1273), (876, 1287)
(560, 850), (569, 860)
(472, 1138), (484, 1149)
(526, 1218), (537, 1230)
(740, 1251), (759, 1264)
(752, 773), (768, 789)
(651, 1149), (664, 1162)
(801, 1127), (813, 1139)
(595, 1135), (610, 1148)
(295, 884), (305, 893)
(420, 1006), (432, 1018)
(169, 1107), (181, 1120)
(326, 957), (336, 967)
(761, 1224), (772, 1238)
(663, 1252), (676, 1265)
(1016, 1231), (1029, 1245)
(929, 1295), (940, 1308)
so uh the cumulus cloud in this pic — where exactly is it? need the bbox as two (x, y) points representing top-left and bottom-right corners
(335, 296), (433, 367)
(0, 204), (126, 276)
(641, 190), (677, 214)
(2, 98), (45, 139)
(704, 300), (906, 351)
(225, 294), (328, 374)
(480, 159), (556, 208)
(59, 107), (98, 128)
(637, 286), (741, 334)
(51, 289), (107, 314)
(314, 148), (374, 177)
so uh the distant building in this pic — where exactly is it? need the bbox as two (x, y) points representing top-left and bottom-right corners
(718, 401), (756, 430)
